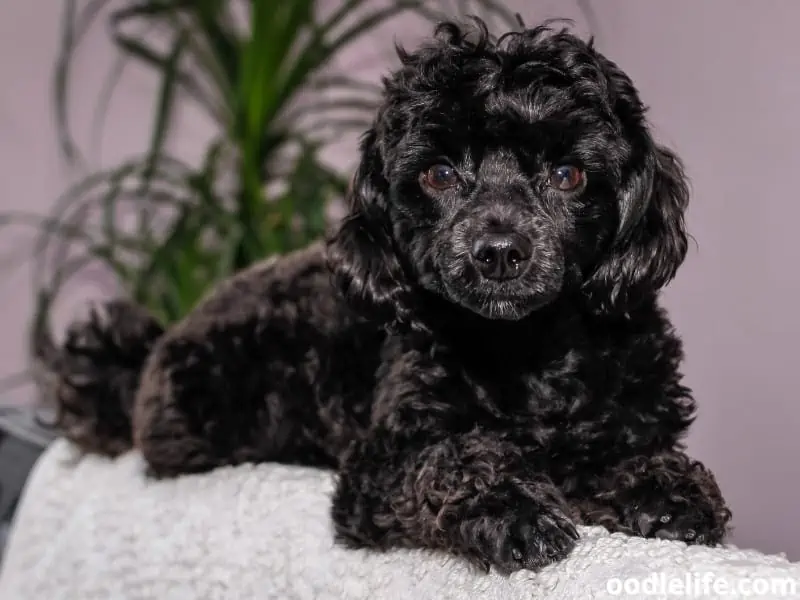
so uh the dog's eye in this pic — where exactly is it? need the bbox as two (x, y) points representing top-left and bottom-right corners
(422, 164), (458, 190)
(548, 165), (584, 191)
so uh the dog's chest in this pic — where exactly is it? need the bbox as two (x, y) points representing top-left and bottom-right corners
(466, 348), (581, 414)
(465, 348), (626, 452)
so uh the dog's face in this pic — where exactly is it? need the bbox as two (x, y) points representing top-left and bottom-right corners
(383, 75), (619, 320)
(329, 21), (689, 327)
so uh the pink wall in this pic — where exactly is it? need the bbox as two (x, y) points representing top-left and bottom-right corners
(594, 0), (800, 560)
(1, 1), (797, 559)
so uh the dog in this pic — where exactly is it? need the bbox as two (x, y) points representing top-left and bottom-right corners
(41, 19), (731, 573)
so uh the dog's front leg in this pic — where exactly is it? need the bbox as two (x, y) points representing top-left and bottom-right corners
(574, 451), (732, 545)
(333, 428), (579, 572)
(330, 350), (578, 572)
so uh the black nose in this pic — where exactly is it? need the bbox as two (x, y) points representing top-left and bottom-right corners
(470, 233), (532, 281)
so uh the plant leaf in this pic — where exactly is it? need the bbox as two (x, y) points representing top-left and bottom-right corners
(139, 27), (187, 195)
(53, 0), (112, 164)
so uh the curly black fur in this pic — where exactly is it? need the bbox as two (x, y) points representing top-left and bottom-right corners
(40, 19), (731, 573)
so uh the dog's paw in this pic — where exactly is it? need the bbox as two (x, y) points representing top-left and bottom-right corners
(612, 454), (732, 546)
(458, 500), (579, 573)
(626, 492), (729, 545)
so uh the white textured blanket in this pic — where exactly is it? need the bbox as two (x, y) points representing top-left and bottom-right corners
(1, 440), (798, 600)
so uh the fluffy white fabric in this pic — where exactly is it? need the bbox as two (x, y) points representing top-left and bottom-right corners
(1, 440), (798, 599)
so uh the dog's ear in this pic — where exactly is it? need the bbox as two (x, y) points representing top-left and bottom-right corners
(581, 52), (690, 314)
(326, 128), (420, 329)
(583, 142), (690, 314)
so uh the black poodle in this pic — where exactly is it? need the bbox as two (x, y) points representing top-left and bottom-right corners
(41, 19), (731, 573)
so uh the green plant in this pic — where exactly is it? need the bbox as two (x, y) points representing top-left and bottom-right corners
(1, 0), (518, 386)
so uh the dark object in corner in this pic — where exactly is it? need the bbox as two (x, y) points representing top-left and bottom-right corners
(0, 406), (57, 563)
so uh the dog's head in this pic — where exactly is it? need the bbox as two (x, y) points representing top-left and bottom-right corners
(328, 19), (688, 328)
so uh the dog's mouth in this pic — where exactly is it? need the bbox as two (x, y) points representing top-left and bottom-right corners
(441, 278), (560, 320)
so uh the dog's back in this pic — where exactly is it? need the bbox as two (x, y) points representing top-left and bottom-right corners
(38, 241), (382, 474)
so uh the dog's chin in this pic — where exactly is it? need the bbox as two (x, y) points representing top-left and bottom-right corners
(444, 284), (561, 321)
(472, 298), (537, 320)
